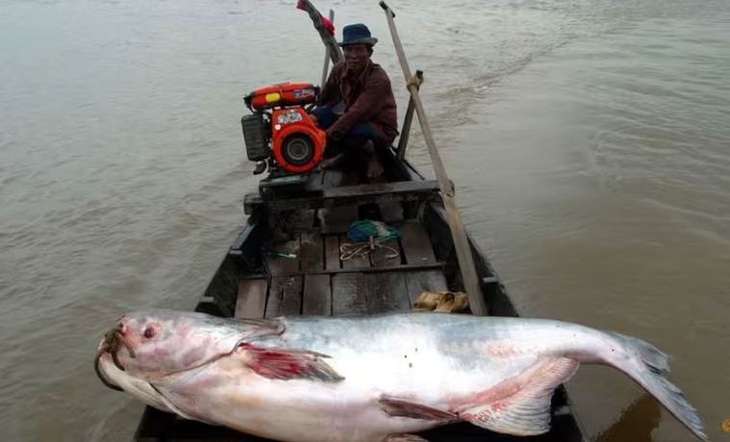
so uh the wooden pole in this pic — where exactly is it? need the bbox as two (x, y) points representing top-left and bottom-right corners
(320, 9), (335, 87)
(380, 1), (488, 316)
(298, 0), (342, 65)
(396, 70), (422, 160)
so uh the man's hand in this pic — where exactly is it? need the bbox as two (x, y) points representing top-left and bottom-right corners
(326, 127), (343, 142)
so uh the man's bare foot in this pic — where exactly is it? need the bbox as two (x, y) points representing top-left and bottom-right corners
(319, 153), (346, 170)
(366, 156), (384, 180)
(360, 139), (376, 156)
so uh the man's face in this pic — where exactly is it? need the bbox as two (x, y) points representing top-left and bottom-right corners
(343, 43), (371, 73)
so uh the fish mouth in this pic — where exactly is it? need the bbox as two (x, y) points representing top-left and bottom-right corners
(94, 325), (137, 392)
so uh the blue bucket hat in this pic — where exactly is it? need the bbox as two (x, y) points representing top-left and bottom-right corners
(338, 23), (378, 47)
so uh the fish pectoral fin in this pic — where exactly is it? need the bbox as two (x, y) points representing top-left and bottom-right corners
(240, 344), (344, 382)
(459, 357), (579, 436)
(379, 395), (458, 422)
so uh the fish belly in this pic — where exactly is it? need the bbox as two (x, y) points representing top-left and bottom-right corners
(153, 317), (540, 441)
(156, 356), (448, 442)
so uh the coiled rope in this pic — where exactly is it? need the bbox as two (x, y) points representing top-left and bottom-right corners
(339, 220), (400, 261)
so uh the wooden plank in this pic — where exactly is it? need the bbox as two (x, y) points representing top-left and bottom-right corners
(399, 221), (437, 265)
(404, 270), (449, 307)
(378, 201), (404, 223)
(235, 279), (268, 318)
(303, 274), (331, 316)
(332, 273), (368, 315)
(366, 272), (410, 313)
(323, 179), (438, 199)
(265, 276), (302, 318)
(321, 262), (442, 275)
(322, 182), (438, 210)
(263, 190), (433, 213)
(321, 169), (341, 188)
(267, 237), (300, 276)
(339, 166), (360, 186)
(369, 239), (402, 268)
(340, 234), (371, 269)
(303, 169), (326, 192)
(255, 178), (436, 215)
(254, 262), (443, 277)
(243, 193), (262, 215)
(285, 209), (316, 231)
(324, 235), (341, 271)
(321, 168), (351, 189)
(300, 232), (324, 272)
(318, 205), (358, 235)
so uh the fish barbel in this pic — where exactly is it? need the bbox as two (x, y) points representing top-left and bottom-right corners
(96, 310), (707, 441)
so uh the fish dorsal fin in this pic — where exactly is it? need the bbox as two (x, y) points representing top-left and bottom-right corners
(459, 357), (579, 436)
(383, 434), (430, 441)
(239, 344), (344, 382)
(232, 317), (286, 338)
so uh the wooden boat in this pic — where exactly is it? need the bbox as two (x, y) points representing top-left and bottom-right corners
(130, 3), (586, 441)
(131, 152), (586, 442)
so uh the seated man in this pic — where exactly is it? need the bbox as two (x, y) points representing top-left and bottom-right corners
(311, 23), (398, 179)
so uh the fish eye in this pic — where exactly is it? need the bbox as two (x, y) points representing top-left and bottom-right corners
(143, 326), (156, 339)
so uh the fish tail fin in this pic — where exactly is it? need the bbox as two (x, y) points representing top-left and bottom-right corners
(606, 332), (707, 441)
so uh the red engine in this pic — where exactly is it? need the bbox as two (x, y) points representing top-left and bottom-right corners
(241, 82), (326, 175)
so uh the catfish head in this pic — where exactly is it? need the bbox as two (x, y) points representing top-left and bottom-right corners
(95, 309), (284, 386)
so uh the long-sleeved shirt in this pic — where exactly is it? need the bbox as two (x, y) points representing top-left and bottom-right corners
(319, 60), (399, 145)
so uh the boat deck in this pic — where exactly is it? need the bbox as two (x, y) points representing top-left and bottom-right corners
(235, 222), (448, 319)
(234, 164), (450, 318)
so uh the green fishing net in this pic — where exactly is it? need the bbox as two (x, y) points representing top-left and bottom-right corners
(347, 220), (399, 243)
